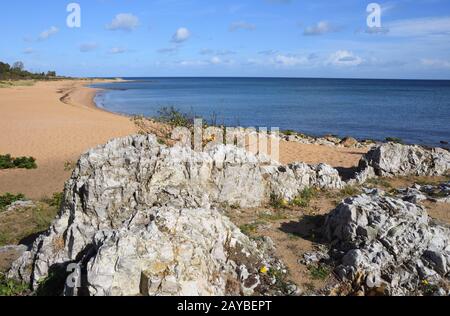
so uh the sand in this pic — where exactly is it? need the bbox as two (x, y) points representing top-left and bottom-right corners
(0, 80), (136, 199)
(0, 80), (367, 199)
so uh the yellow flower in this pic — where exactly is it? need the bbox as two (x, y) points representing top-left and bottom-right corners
(260, 266), (269, 274)
(422, 280), (429, 286)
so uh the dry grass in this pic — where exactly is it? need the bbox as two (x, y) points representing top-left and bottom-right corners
(0, 201), (58, 246)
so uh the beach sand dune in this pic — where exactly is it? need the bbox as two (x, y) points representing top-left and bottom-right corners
(0, 80), (367, 199)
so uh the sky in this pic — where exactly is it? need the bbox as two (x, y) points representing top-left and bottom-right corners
(1, 0), (450, 79)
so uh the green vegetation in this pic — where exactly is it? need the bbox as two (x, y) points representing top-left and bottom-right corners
(0, 61), (57, 81)
(385, 137), (403, 144)
(282, 130), (297, 136)
(239, 223), (260, 236)
(42, 192), (64, 209)
(366, 177), (393, 189)
(156, 106), (194, 128)
(0, 154), (37, 170)
(339, 185), (361, 198)
(0, 193), (25, 211)
(292, 187), (318, 208)
(0, 273), (29, 296)
(308, 265), (331, 281)
(269, 193), (288, 209)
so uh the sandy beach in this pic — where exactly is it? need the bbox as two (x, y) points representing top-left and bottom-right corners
(0, 80), (137, 199)
(0, 80), (367, 199)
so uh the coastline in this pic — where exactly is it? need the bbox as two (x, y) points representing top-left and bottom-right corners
(0, 79), (368, 199)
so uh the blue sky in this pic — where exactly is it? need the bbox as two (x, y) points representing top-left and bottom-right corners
(1, 0), (450, 79)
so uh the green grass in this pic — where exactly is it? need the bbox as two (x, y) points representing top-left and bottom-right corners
(338, 185), (361, 198)
(0, 273), (29, 296)
(0, 154), (37, 170)
(308, 265), (331, 281)
(292, 187), (318, 208)
(42, 192), (64, 209)
(0, 193), (25, 211)
(366, 177), (393, 189)
(239, 223), (260, 236)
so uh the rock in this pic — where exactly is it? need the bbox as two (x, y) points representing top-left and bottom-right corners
(358, 143), (450, 177)
(322, 192), (450, 296)
(0, 245), (28, 272)
(10, 134), (321, 296)
(5, 200), (35, 212)
(340, 137), (358, 148)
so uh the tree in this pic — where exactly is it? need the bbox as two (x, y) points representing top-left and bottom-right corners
(12, 61), (24, 71)
(46, 71), (56, 77)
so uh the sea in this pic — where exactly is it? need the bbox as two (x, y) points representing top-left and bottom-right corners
(91, 77), (450, 147)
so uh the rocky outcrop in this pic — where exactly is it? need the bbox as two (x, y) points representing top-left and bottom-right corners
(358, 143), (450, 177)
(10, 134), (342, 296)
(322, 191), (450, 296)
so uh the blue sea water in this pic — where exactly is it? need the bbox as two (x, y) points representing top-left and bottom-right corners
(92, 78), (450, 147)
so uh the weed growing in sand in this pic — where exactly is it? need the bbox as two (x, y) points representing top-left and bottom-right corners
(308, 265), (331, 281)
(366, 177), (393, 189)
(0, 193), (25, 211)
(0, 273), (29, 296)
(239, 223), (259, 236)
(269, 193), (288, 209)
(64, 161), (76, 172)
(0, 154), (37, 170)
(339, 185), (361, 198)
(292, 187), (318, 208)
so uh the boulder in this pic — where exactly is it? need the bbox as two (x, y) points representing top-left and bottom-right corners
(340, 137), (358, 148)
(9, 134), (341, 296)
(358, 143), (450, 177)
(323, 191), (450, 296)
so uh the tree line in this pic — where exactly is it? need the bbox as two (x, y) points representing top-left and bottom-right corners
(0, 61), (57, 80)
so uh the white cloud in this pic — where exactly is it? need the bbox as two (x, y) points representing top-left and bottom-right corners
(304, 21), (339, 36)
(229, 21), (255, 32)
(107, 13), (139, 31)
(328, 50), (363, 66)
(172, 27), (191, 43)
(421, 59), (450, 69)
(39, 26), (59, 40)
(386, 16), (450, 37)
(273, 54), (308, 66)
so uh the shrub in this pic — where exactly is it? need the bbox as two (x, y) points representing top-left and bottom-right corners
(385, 137), (403, 144)
(0, 273), (29, 296)
(156, 106), (193, 128)
(0, 154), (37, 170)
(13, 156), (37, 169)
(0, 155), (15, 169)
(0, 193), (25, 211)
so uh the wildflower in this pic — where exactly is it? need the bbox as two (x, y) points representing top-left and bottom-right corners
(260, 266), (269, 274)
